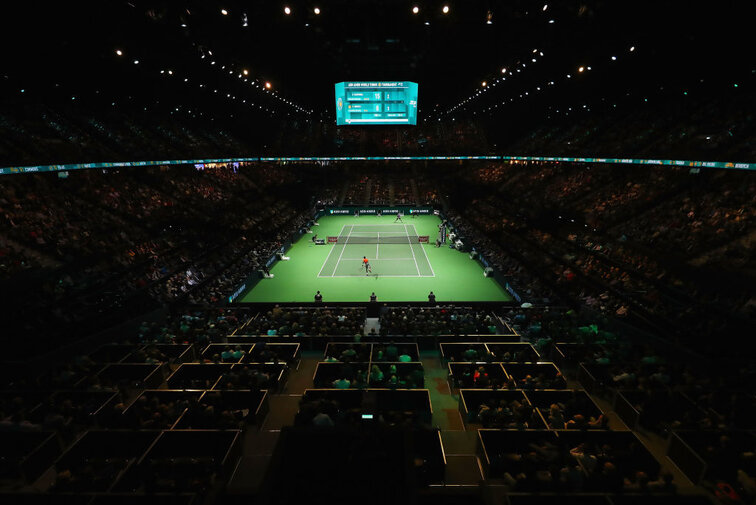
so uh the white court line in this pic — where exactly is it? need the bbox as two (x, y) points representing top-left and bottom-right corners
(345, 224), (412, 227)
(405, 224), (421, 276)
(331, 224), (354, 277)
(316, 224), (345, 277)
(376, 231), (379, 259)
(339, 258), (416, 261)
(411, 223), (436, 277)
(327, 275), (435, 278)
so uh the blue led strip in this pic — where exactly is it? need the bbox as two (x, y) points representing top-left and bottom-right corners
(1, 156), (753, 175)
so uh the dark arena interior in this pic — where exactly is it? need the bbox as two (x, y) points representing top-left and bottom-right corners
(1, 2), (755, 505)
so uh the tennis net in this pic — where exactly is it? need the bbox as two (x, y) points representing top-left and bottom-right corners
(327, 235), (429, 244)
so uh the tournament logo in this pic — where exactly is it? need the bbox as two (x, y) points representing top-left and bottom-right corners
(337, 97), (343, 111)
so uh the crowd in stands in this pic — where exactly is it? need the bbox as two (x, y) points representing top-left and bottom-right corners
(489, 435), (670, 493)
(475, 398), (540, 429)
(338, 164), (426, 206)
(435, 162), (754, 349)
(137, 308), (244, 347)
(0, 163), (340, 354)
(379, 306), (499, 335)
(296, 396), (424, 428)
(245, 306), (366, 336)
(0, 239), (40, 277)
(498, 88), (754, 163)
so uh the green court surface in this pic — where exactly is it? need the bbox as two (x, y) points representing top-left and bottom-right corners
(239, 214), (512, 303)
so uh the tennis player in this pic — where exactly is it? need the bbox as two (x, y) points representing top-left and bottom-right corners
(362, 256), (371, 275)
(394, 212), (403, 223)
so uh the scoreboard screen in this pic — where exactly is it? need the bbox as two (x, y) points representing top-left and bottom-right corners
(335, 82), (418, 125)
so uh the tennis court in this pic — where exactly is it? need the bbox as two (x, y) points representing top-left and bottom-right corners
(239, 214), (511, 303)
(318, 224), (434, 278)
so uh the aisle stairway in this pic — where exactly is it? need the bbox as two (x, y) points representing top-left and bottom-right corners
(227, 346), (710, 503)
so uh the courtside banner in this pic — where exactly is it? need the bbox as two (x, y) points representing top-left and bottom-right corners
(327, 236), (339, 243)
(325, 206), (434, 215)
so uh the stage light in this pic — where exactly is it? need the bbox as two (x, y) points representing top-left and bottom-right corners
(543, 4), (548, 10)
(243, 69), (249, 75)
(611, 56), (617, 60)
(424, 21), (430, 25)
(442, 5), (449, 14)
(314, 7), (320, 14)
(412, 6), (419, 14)
(265, 82), (272, 89)
(548, 19), (554, 23)
(578, 66), (584, 72)
(482, 81), (487, 87)
(501, 67), (506, 73)
(168, 70), (173, 75)
(284, 6), (291, 15)
(115, 49), (123, 56)
(630, 46), (635, 51)
(486, 10), (493, 24)
(133, 59), (139, 64)
(221, 8), (228, 15)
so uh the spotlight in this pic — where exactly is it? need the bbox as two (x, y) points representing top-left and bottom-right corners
(501, 67), (506, 73)
(221, 8), (228, 15)
(265, 81), (272, 89)
(115, 49), (123, 56)
(243, 69), (249, 75)
(314, 7), (320, 14)
(482, 81), (487, 87)
(412, 6), (419, 14)
(284, 6), (291, 15)
(442, 5), (449, 14)
(486, 10), (492, 24)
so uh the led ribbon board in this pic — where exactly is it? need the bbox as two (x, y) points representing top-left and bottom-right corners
(335, 82), (418, 125)
(2, 156), (753, 175)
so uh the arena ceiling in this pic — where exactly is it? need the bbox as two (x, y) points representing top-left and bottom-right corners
(1, 1), (751, 126)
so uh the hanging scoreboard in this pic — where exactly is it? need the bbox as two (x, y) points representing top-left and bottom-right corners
(335, 82), (418, 125)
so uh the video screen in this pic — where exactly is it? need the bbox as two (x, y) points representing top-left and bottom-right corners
(335, 82), (418, 125)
